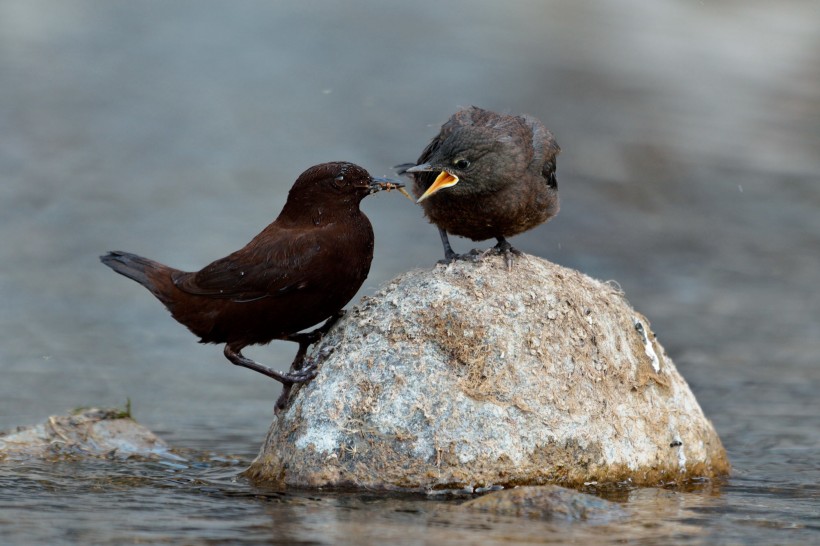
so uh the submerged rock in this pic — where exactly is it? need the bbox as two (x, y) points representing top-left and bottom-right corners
(0, 407), (175, 461)
(462, 485), (627, 521)
(246, 255), (729, 490)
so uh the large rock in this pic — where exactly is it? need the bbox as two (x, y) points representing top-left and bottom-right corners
(246, 255), (729, 490)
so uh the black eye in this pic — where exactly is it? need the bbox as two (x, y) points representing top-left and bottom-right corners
(454, 158), (470, 169)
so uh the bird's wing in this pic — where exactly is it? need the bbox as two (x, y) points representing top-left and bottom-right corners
(520, 114), (560, 189)
(172, 229), (323, 303)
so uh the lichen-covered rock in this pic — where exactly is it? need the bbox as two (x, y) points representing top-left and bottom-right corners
(246, 255), (729, 490)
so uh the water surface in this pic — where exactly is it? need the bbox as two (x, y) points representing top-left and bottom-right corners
(1, 1), (818, 544)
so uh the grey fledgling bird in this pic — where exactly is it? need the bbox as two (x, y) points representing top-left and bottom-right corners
(398, 106), (560, 268)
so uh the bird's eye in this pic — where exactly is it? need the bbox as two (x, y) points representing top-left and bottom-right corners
(332, 174), (348, 189)
(454, 158), (470, 169)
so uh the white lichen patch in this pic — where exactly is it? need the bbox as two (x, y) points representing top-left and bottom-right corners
(634, 319), (661, 373)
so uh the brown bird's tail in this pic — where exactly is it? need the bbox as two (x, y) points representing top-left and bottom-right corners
(100, 251), (174, 303)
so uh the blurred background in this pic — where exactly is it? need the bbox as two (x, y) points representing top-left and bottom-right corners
(0, 0), (818, 542)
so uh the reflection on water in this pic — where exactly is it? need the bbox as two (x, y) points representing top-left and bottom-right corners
(1, 0), (818, 544)
(1, 454), (817, 544)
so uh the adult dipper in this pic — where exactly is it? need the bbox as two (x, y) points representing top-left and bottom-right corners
(101, 162), (402, 410)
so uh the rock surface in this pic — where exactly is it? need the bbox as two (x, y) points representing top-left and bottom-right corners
(462, 485), (627, 521)
(246, 255), (729, 490)
(0, 407), (176, 461)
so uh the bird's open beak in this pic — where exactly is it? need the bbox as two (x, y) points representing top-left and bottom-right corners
(415, 170), (459, 203)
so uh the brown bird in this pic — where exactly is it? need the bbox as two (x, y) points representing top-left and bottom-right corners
(397, 106), (560, 268)
(101, 162), (402, 410)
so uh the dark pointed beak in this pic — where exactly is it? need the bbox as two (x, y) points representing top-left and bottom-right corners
(402, 163), (435, 174)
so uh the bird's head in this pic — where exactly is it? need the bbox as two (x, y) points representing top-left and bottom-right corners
(298, 162), (401, 196)
(404, 126), (525, 202)
(280, 162), (404, 223)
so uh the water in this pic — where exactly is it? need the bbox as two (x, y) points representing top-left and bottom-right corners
(1, 0), (818, 543)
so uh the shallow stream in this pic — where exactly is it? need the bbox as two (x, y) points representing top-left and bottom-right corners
(1, 1), (818, 543)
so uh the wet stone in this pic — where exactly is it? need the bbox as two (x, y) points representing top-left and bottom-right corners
(246, 255), (729, 490)
(461, 485), (627, 522)
(0, 407), (176, 461)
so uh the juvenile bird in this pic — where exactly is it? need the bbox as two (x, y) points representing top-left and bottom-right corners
(101, 162), (402, 410)
(397, 106), (560, 268)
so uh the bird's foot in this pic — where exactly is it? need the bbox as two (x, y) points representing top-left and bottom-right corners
(437, 248), (482, 265)
(274, 389), (290, 413)
(275, 340), (341, 412)
(283, 358), (320, 384)
(493, 240), (524, 271)
(481, 240), (523, 270)
(274, 357), (320, 413)
(224, 345), (318, 385)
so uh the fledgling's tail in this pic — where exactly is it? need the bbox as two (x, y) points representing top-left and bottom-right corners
(100, 251), (173, 301)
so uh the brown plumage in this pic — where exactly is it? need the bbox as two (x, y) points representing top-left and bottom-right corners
(397, 106), (560, 268)
(101, 162), (402, 409)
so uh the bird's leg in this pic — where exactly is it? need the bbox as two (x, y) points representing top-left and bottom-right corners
(490, 236), (523, 270)
(273, 339), (314, 412)
(223, 344), (318, 385)
(283, 310), (345, 371)
(438, 228), (458, 263)
(274, 311), (345, 410)
(318, 309), (345, 333)
(437, 228), (480, 264)
(303, 311), (345, 345)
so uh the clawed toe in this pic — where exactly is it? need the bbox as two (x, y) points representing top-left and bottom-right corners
(438, 249), (482, 265)
(491, 239), (522, 270)
(436, 236), (523, 269)
(441, 245), (522, 270)
(284, 358), (319, 384)
(460, 244), (521, 269)
(274, 358), (319, 413)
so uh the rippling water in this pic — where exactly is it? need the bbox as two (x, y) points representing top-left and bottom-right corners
(1, 1), (818, 544)
(1, 454), (817, 544)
